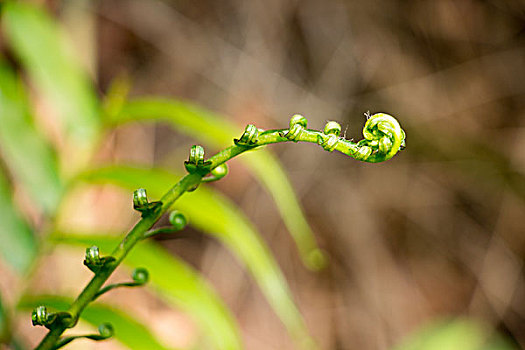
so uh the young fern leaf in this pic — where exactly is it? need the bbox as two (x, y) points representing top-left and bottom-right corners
(78, 165), (314, 348)
(20, 295), (172, 350)
(49, 235), (243, 350)
(52, 323), (114, 350)
(110, 98), (325, 270)
(32, 113), (405, 350)
(93, 268), (149, 301)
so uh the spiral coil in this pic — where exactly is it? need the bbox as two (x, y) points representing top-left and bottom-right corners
(317, 121), (342, 152)
(284, 114), (307, 141)
(234, 124), (260, 146)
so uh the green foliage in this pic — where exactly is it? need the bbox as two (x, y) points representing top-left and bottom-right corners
(2, 2), (101, 159)
(0, 2), (520, 350)
(393, 319), (517, 350)
(0, 165), (37, 273)
(0, 292), (8, 343)
(0, 2), (409, 350)
(0, 62), (63, 214)
(79, 166), (313, 346)
(111, 98), (324, 269)
(27, 108), (405, 348)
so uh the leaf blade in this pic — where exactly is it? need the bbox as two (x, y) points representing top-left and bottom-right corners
(0, 291), (9, 343)
(393, 318), (517, 350)
(0, 169), (38, 273)
(0, 62), (63, 214)
(2, 2), (101, 156)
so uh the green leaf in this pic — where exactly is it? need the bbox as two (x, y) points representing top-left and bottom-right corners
(0, 169), (38, 273)
(0, 62), (63, 214)
(2, 2), (100, 156)
(79, 166), (316, 349)
(18, 295), (175, 350)
(0, 291), (9, 343)
(110, 98), (324, 270)
(393, 318), (517, 350)
(50, 235), (241, 350)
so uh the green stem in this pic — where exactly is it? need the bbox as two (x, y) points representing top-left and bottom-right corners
(34, 114), (405, 349)
(35, 173), (202, 349)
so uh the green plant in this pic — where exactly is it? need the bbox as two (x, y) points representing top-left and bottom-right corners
(0, 3), (409, 350)
(31, 113), (406, 350)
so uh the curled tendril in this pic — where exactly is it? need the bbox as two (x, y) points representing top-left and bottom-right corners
(32, 306), (56, 327)
(131, 267), (149, 284)
(235, 124), (259, 146)
(283, 114), (307, 141)
(84, 246), (101, 266)
(246, 112), (404, 162)
(188, 144), (205, 164)
(169, 210), (188, 231)
(53, 323), (114, 349)
(133, 188), (162, 216)
(324, 121), (341, 136)
(83, 246), (115, 273)
(29, 109), (406, 349)
(202, 163), (228, 183)
(142, 210), (188, 239)
(93, 268), (149, 300)
(317, 121), (341, 152)
(184, 145), (212, 178)
(354, 113), (405, 162)
(133, 188), (148, 209)
(31, 306), (72, 330)
(353, 142), (373, 161)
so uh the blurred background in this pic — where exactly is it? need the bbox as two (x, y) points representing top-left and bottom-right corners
(0, 0), (524, 349)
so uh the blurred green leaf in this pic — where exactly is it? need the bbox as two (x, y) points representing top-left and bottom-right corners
(103, 75), (131, 121)
(109, 98), (324, 270)
(0, 168), (37, 273)
(0, 293), (24, 349)
(2, 2), (100, 156)
(19, 295), (175, 350)
(0, 291), (9, 343)
(79, 166), (316, 348)
(0, 62), (63, 213)
(393, 318), (517, 350)
(50, 234), (242, 350)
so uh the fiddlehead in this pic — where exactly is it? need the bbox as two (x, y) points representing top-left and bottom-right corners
(234, 124), (260, 147)
(33, 109), (405, 350)
(31, 306), (56, 328)
(31, 306), (72, 330)
(142, 210), (188, 238)
(220, 112), (405, 165)
(202, 163), (228, 183)
(283, 114), (308, 141)
(93, 267), (149, 300)
(83, 246), (115, 274)
(133, 188), (162, 216)
(317, 121), (342, 152)
(52, 323), (114, 349)
(184, 144), (213, 184)
(315, 113), (405, 162)
(168, 210), (188, 231)
(353, 113), (406, 162)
